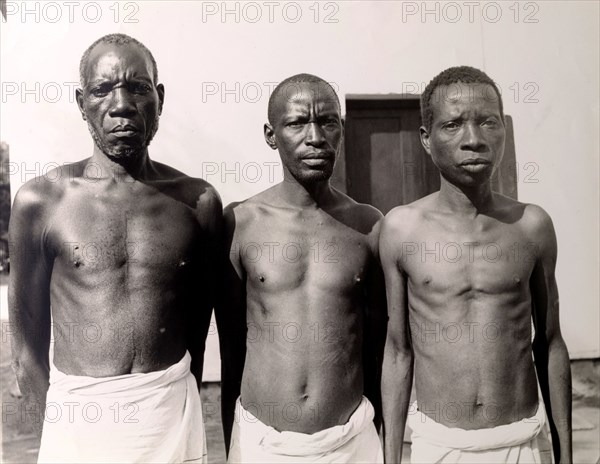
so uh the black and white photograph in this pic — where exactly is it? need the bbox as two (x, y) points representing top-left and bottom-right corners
(1, 1), (598, 463)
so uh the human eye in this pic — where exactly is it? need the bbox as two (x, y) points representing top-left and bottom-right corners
(129, 82), (152, 95)
(89, 83), (111, 98)
(320, 116), (339, 128)
(442, 120), (461, 131)
(481, 117), (499, 128)
(286, 119), (305, 128)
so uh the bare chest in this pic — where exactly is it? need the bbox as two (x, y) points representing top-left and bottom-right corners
(402, 228), (538, 296)
(238, 218), (372, 294)
(49, 189), (201, 273)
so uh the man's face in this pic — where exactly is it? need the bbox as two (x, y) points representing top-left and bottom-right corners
(266, 81), (343, 184)
(77, 43), (164, 161)
(420, 82), (505, 187)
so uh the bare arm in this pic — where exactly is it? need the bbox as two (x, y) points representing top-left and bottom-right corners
(363, 216), (387, 432)
(215, 204), (247, 454)
(8, 183), (53, 435)
(187, 184), (223, 390)
(530, 207), (572, 463)
(380, 214), (413, 463)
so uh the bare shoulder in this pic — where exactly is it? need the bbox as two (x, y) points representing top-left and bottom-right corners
(326, 188), (383, 236)
(152, 161), (222, 214)
(492, 194), (555, 238)
(520, 202), (554, 232)
(223, 187), (277, 235)
(381, 192), (437, 239)
(519, 201), (557, 255)
(11, 161), (79, 220)
(9, 161), (88, 249)
(335, 189), (383, 221)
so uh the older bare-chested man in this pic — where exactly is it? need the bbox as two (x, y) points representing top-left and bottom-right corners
(381, 66), (572, 463)
(218, 74), (387, 463)
(8, 34), (221, 463)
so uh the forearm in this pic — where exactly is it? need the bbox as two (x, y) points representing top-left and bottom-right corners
(547, 340), (572, 463)
(13, 354), (50, 435)
(364, 318), (387, 431)
(382, 349), (413, 464)
(220, 367), (242, 454)
(535, 339), (572, 464)
(364, 356), (383, 431)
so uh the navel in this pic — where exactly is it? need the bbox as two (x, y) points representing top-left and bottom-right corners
(259, 275), (265, 283)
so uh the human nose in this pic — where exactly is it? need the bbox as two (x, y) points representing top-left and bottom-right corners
(108, 86), (136, 117)
(305, 122), (326, 146)
(460, 122), (488, 152)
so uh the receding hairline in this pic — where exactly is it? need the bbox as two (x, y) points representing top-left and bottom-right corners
(431, 81), (503, 104)
(79, 34), (158, 87)
(268, 74), (341, 124)
(420, 66), (504, 132)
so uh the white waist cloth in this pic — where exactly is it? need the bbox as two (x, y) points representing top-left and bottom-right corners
(408, 400), (553, 463)
(228, 395), (383, 463)
(38, 351), (206, 464)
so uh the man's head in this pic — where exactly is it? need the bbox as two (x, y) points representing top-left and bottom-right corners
(419, 66), (506, 186)
(264, 74), (343, 184)
(76, 34), (164, 162)
(420, 66), (504, 133)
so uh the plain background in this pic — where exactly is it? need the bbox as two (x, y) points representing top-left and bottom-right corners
(1, 1), (598, 381)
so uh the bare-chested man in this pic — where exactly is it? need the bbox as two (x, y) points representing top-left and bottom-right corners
(381, 66), (572, 463)
(8, 34), (220, 463)
(218, 74), (387, 463)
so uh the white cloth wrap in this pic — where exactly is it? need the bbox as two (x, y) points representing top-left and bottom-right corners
(38, 351), (206, 463)
(228, 396), (383, 463)
(408, 400), (553, 463)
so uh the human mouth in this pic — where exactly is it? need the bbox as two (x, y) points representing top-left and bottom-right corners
(303, 152), (333, 159)
(302, 153), (333, 167)
(110, 124), (139, 137)
(460, 158), (491, 173)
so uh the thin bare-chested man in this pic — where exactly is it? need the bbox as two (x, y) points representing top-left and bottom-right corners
(9, 33), (221, 463)
(218, 74), (387, 463)
(381, 66), (572, 463)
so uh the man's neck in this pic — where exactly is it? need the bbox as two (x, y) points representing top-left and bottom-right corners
(89, 146), (152, 182)
(436, 176), (495, 217)
(277, 174), (335, 210)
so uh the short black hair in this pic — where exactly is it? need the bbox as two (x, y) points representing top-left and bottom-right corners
(420, 66), (504, 132)
(268, 73), (340, 124)
(79, 33), (158, 87)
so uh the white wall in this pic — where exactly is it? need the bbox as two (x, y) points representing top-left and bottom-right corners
(1, 1), (598, 369)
